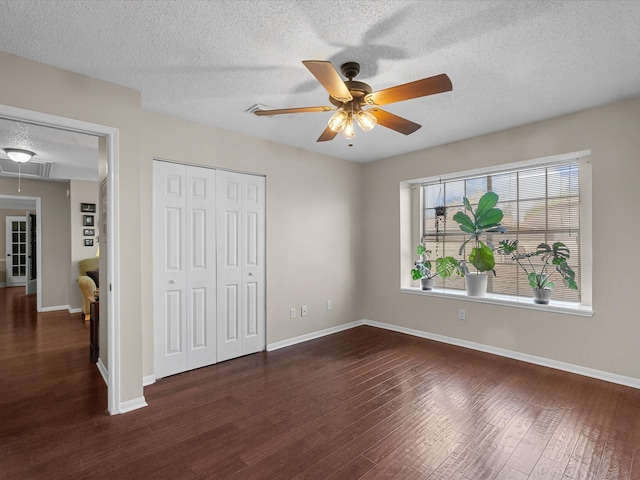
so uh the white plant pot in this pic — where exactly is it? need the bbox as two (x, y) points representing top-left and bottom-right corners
(533, 288), (552, 304)
(420, 277), (434, 291)
(465, 273), (488, 297)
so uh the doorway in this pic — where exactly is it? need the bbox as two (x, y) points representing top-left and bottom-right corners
(0, 196), (41, 303)
(0, 103), (121, 414)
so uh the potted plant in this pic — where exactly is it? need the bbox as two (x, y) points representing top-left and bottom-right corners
(411, 244), (462, 290)
(498, 240), (578, 304)
(411, 244), (436, 290)
(452, 191), (506, 297)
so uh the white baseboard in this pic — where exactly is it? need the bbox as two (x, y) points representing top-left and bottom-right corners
(68, 306), (82, 314)
(266, 320), (365, 351)
(363, 319), (640, 390)
(118, 396), (148, 414)
(40, 304), (72, 313)
(96, 357), (109, 386)
(143, 375), (156, 386)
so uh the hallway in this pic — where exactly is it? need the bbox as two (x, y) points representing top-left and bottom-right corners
(0, 287), (107, 477)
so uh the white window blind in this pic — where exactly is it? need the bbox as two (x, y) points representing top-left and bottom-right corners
(422, 162), (581, 302)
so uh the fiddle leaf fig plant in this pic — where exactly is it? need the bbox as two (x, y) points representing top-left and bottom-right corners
(452, 191), (506, 273)
(498, 239), (578, 291)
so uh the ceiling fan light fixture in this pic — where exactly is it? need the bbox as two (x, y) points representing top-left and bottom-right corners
(356, 110), (377, 132)
(3, 148), (35, 163)
(342, 115), (356, 139)
(328, 110), (348, 133)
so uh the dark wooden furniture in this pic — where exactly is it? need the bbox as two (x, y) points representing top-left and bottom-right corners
(89, 300), (99, 363)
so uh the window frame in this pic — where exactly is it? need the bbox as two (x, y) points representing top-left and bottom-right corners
(401, 151), (593, 317)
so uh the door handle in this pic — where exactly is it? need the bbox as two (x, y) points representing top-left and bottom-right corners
(169, 280), (177, 284)
(248, 272), (254, 276)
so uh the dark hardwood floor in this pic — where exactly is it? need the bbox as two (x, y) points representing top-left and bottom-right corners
(1, 286), (639, 479)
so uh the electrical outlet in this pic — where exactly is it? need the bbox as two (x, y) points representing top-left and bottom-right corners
(326, 300), (332, 311)
(301, 305), (308, 317)
(458, 309), (466, 320)
(290, 308), (296, 319)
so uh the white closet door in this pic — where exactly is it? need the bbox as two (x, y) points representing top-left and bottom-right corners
(185, 166), (217, 370)
(216, 171), (265, 361)
(240, 174), (266, 356)
(154, 162), (217, 377)
(154, 162), (188, 377)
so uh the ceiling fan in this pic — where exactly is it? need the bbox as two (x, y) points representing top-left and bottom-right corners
(253, 60), (452, 142)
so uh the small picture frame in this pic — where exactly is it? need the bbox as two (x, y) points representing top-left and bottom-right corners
(83, 215), (94, 226)
(84, 238), (94, 247)
(81, 203), (96, 213)
(83, 228), (95, 236)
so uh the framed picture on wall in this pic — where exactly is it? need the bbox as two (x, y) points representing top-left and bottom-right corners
(84, 238), (94, 247)
(83, 215), (94, 226)
(81, 203), (96, 213)
(83, 228), (95, 236)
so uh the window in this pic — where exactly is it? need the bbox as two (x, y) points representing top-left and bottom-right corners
(420, 157), (585, 303)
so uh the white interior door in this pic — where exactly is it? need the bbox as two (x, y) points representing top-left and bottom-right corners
(25, 212), (37, 294)
(216, 171), (265, 362)
(184, 166), (217, 370)
(153, 161), (217, 378)
(5, 216), (27, 287)
(154, 162), (188, 378)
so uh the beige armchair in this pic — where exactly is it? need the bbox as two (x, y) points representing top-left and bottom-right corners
(78, 257), (99, 320)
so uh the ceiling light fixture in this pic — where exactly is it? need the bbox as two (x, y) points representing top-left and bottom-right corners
(4, 148), (35, 163)
(3, 148), (36, 192)
(327, 101), (377, 140)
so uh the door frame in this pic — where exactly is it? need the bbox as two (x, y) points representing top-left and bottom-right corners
(0, 103), (121, 415)
(1, 203), (41, 298)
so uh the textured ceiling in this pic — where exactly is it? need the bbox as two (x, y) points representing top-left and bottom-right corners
(0, 0), (639, 170)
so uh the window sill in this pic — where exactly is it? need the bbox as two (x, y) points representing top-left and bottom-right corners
(400, 287), (593, 317)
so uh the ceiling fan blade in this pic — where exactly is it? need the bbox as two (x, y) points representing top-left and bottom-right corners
(253, 106), (334, 116)
(316, 126), (339, 142)
(368, 108), (422, 135)
(302, 60), (353, 103)
(364, 73), (452, 106)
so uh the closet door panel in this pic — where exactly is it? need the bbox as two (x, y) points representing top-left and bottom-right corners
(240, 175), (265, 356)
(216, 171), (243, 362)
(153, 162), (188, 378)
(185, 167), (217, 370)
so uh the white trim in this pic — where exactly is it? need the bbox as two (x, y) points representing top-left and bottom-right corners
(40, 304), (73, 313)
(118, 396), (148, 414)
(400, 287), (593, 317)
(97, 357), (109, 386)
(0, 104), (121, 415)
(143, 375), (156, 386)
(68, 306), (82, 314)
(406, 150), (591, 185)
(266, 320), (365, 351)
(363, 319), (640, 390)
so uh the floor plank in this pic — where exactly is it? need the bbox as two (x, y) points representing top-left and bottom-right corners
(1, 286), (639, 479)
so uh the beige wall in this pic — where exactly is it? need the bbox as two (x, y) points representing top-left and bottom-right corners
(0, 51), (144, 403)
(140, 112), (364, 377)
(70, 180), (100, 309)
(362, 96), (640, 381)
(1, 49), (638, 408)
(0, 178), (71, 307)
